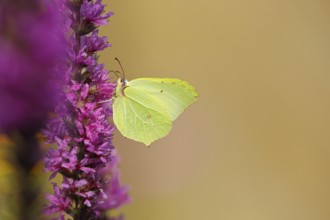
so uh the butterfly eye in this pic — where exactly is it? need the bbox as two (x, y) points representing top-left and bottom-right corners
(120, 78), (126, 84)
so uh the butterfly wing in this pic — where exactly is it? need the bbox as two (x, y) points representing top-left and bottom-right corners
(128, 78), (198, 120)
(113, 90), (172, 146)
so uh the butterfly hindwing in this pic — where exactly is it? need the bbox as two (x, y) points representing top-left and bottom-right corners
(113, 94), (172, 146)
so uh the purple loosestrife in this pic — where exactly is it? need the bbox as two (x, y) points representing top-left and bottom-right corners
(0, 1), (65, 133)
(43, 1), (130, 219)
(0, 1), (66, 220)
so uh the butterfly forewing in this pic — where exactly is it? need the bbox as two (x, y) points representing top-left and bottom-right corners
(113, 95), (172, 146)
(124, 86), (171, 119)
(128, 78), (198, 120)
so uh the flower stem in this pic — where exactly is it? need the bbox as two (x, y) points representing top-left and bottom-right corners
(10, 131), (42, 220)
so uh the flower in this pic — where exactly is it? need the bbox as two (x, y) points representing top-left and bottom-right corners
(45, 183), (71, 215)
(82, 30), (111, 53)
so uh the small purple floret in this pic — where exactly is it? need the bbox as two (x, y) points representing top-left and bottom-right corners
(81, 0), (113, 26)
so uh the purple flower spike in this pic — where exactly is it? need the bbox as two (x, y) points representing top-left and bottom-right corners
(0, 1), (66, 133)
(0, 2), (68, 219)
(43, 1), (130, 220)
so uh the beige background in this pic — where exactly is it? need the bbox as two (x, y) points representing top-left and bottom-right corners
(101, 0), (330, 220)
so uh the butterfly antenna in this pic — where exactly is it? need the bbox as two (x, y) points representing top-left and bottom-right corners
(109, 70), (121, 79)
(115, 57), (126, 80)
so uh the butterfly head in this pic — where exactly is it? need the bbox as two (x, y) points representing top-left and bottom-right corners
(116, 77), (128, 97)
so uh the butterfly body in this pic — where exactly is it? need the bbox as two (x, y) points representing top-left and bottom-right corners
(113, 77), (198, 146)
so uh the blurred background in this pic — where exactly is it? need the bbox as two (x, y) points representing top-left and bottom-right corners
(1, 0), (329, 219)
(100, 0), (330, 220)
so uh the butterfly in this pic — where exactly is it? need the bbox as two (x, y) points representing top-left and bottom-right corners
(108, 58), (198, 146)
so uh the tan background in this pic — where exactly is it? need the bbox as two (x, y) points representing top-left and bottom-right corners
(101, 0), (330, 220)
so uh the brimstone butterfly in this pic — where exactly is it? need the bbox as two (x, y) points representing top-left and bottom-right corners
(109, 58), (198, 146)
